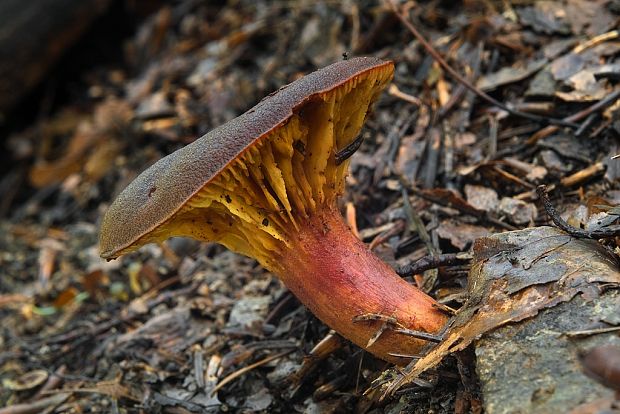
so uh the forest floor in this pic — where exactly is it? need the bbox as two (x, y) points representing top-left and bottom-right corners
(1, 1), (619, 413)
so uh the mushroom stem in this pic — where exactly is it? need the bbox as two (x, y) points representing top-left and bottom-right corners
(277, 206), (448, 364)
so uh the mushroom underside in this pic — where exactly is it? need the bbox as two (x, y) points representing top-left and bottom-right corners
(142, 68), (392, 271)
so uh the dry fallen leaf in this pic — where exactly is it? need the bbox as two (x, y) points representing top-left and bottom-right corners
(2, 370), (48, 391)
(436, 219), (490, 250)
(464, 184), (499, 213)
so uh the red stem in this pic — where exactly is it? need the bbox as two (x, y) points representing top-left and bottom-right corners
(278, 207), (448, 364)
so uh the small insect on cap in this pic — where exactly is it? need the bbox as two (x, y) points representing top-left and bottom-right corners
(99, 57), (394, 270)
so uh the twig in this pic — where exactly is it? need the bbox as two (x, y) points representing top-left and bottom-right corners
(397, 253), (471, 276)
(537, 185), (620, 239)
(211, 350), (293, 395)
(422, 127), (441, 188)
(263, 291), (296, 326)
(388, 84), (422, 106)
(492, 166), (535, 189)
(32, 365), (66, 400)
(0, 393), (70, 414)
(406, 185), (517, 230)
(488, 114), (498, 157)
(384, 109), (416, 180)
(401, 187), (437, 256)
(387, 352), (422, 359)
(564, 326), (620, 338)
(527, 89), (620, 145)
(289, 332), (343, 384)
(387, 0), (578, 129)
(573, 29), (620, 54)
(369, 220), (406, 250)
(353, 312), (443, 346)
(574, 113), (599, 137)
(437, 42), (484, 122)
(393, 328), (443, 343)
(560, 161), (605, 187)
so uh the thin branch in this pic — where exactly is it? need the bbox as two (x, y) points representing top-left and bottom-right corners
(0, 394), (70, 414)
(537, 185), (620, 239)
(393, 328), (443, 343)
(527, 89), (620, 145)
(211, 350), (293, 395)
(397, 253), (471, 276)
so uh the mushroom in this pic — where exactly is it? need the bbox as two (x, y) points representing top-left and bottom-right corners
(100, 57), (448, 364)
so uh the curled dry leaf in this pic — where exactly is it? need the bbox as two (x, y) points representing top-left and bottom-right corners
(435, 219), (490, 250)
(382, 226), (620, 397)
(477, 58), (548, 91)
(2, 369), (48, 391)
(464, 184), (499, 213)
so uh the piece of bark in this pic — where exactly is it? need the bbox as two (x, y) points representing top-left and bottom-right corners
(477, 290), (619, 414)
(473, 228), (620, 413)
(381, 226), (620, 402)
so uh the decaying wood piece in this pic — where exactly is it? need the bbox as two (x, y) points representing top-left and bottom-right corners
(380, 226), (620, 409)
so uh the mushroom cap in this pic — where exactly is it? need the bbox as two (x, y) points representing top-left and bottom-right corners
(100, 57), (394, 260)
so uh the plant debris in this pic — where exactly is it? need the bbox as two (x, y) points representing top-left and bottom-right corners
(1, 1), (620, 412)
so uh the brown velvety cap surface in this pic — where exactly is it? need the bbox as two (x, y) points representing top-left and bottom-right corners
(100, 56), (393, 259)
